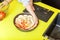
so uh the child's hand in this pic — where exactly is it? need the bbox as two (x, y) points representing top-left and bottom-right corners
(2, 0), (12, 5)
(0, 0), (12, 8)
(2, 1), (8, 6)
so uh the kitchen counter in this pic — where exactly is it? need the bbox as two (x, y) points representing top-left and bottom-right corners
(0, 0), (60, 40)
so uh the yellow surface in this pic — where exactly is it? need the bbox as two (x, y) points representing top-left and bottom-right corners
(0, 0), (60, 40)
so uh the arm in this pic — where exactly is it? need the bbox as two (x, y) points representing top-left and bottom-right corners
(24, 0), (38, 27)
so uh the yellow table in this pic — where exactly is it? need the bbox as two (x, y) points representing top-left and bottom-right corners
(0, 0), (60, 40)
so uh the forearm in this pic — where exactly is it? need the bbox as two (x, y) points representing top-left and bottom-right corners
(30, 0), (33, 5)
(25, 4), (36, 17)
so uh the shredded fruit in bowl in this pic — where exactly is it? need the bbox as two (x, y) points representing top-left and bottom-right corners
(14, 14), (36, 31)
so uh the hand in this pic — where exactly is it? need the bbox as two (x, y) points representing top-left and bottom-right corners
(31, 5), (35, 11)
(6, 0), (12, 3)
(2, 1), (8, 6)
(28, 15), (38, 30)
(33, 15), (38, 28)
(0, 0), (12, 8)
(2, 0), (12, 5)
